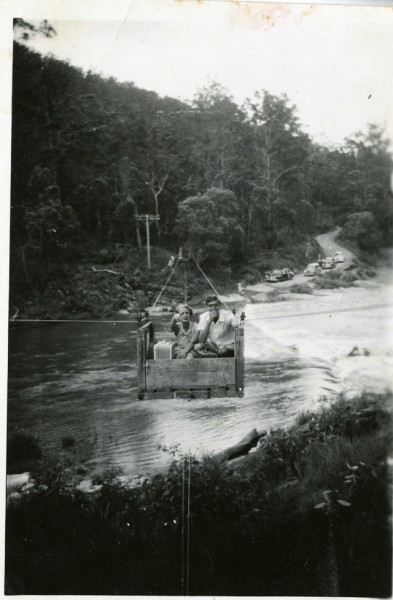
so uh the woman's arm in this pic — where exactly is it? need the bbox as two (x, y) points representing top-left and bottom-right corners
(170, 314), (180, 334)
(184, 329), (200, 355)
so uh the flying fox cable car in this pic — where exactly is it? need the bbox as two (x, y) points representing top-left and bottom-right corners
(136, 250), (245, 400)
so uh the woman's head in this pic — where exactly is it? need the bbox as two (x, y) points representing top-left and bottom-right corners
(177, 303), (193, 321)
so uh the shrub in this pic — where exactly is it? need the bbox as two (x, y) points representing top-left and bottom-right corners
(7, 430), (42, 473)
(289, 283), (314, 294)
(61, 435), (76, 450)
(357, 267), (377, 279)
(30, 454), (84, 495)
(313, 269), (358, 289)
(265, 289), (284, 302)
(237, 268), (261, 285)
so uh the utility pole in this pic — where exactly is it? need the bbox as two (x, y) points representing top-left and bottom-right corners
(136, 214), (160, 269)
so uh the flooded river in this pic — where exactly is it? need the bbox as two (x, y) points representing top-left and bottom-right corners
(8, 280), (393, 477)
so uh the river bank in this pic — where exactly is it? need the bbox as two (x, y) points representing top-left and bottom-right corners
(5, 391), (392, 596)
(8, 234), (324, 320)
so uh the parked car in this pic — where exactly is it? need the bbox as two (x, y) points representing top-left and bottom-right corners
(334, 251), (345, 263)
(321, 257), (336, 269)
(304, 262), (322, 277)
(266, 268), (294, 282)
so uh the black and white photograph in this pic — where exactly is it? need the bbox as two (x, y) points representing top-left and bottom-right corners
(2, 0), (393, 596)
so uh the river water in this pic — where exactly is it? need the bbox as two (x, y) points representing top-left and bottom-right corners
(8, 279), (393, 477)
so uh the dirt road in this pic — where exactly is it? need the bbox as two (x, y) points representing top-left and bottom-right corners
(316, 229), (355, 268)
(244, 229), (355, 295)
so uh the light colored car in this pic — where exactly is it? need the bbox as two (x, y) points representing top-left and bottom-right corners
(334, 251), (345, 263)
(304, 262), (322, 277)
(266, 268), (294, 282)
(321, 257), (336, 269)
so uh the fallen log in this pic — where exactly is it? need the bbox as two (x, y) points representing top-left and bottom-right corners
(216, 428), (267, 462)
(91, 266), (120, 275)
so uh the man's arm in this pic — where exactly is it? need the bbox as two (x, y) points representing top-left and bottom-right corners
(198, 315), (216, 344)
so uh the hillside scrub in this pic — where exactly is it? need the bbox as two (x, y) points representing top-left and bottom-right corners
(13, 245), (215, 319)
(313, 269), (359, 290)
(6, 392), (391, 596)
(13, 238), (320, 319)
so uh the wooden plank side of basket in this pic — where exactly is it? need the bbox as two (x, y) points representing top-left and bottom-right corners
(137, 320), (244, 400)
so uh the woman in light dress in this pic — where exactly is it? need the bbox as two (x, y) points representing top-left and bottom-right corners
(170, 304), (198, 359)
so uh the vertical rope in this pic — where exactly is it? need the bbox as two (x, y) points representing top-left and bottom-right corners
(190, 253), (230, 311)
(181, 456), (185, 596)
(186, 454), (191, 595)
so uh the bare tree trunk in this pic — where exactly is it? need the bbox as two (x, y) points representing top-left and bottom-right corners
(147, 171), (169, 234)
(117, 158), (142, 249)
(127, 194), (142, 250)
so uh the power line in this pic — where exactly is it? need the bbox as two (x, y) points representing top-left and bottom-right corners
(10, 303), (391, 325)
(11, 319), (139, 324)
(246, 302), (392, 322)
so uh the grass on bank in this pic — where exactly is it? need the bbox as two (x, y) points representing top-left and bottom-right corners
(313, 269), (359, 289)
(289, 282), (314, 294)
(5, 392), (392, 596)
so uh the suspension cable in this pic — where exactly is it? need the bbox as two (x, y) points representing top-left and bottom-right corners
(245, 302), (392, 322)
(191, 252), (230, 311)
(150, 258), (180, 309)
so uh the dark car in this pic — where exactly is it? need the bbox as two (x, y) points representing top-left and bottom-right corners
(304, 262), (322, 277)
(321, 257), (336, 269)
(266, 268), (295, 283)
(334, 251), (345, 263)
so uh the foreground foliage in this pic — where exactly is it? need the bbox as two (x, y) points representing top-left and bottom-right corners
(5, 393), (391, 596)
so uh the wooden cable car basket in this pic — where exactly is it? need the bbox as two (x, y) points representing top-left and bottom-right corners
(137, 320), (245, 400)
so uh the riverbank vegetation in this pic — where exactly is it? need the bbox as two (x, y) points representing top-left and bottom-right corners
(6, 392), (391, 596)
(10, 29), (393, 319)
(313, 269), (360, 290)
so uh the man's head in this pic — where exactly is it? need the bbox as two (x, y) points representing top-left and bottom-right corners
(205, 294), (220, 319)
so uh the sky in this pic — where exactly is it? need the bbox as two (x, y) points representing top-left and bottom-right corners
(9, 0), (393, 148)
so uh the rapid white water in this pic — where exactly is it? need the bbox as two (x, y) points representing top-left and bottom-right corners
(246, 282), (393, 398)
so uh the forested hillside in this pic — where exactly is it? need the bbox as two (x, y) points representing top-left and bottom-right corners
(10, 40), (393, 317)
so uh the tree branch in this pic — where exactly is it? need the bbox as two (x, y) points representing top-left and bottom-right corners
(91, 266), (120, 275)
(272, 165), (299, 186)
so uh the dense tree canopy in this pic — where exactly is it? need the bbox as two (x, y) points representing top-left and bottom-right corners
(175, 188), (243, 267)
(10, 39), (393, 301)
